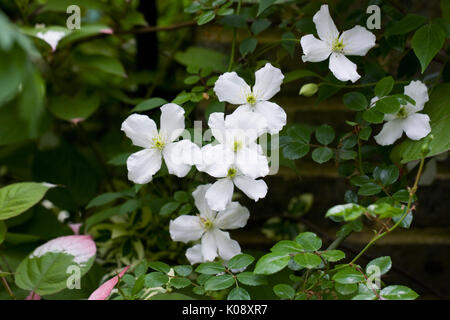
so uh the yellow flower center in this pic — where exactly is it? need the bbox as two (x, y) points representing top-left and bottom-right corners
(151, 135), (165, 150)
(227, 167), (237, 179)
(246, 93), (256, 105)
(203, 219), (214, 230)
(332, 39), (345, 53)
(396, 106), (408, 119)
(233, 140), (243, 152)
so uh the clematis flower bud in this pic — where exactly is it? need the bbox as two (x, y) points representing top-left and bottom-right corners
(299, 83), (319, 97)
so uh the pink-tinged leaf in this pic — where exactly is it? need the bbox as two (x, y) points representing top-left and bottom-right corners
(100, 28), (114, 34)
(30, 235), (96, 266)
(88, 266), (130, 300)
(25, 291), (41, 300)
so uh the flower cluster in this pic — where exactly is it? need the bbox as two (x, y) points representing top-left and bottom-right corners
(121, 63), (286, 264)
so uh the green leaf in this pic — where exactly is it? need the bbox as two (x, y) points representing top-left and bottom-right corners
(145, 272), (169, 288)
(204, 274), (234, 291)
(332, 267), (365, 284)
(352, 293), (376, 300)
(184, 75), (200, 85)
(326, 203), (366, 221)
(373, 96), (401, 114)
(170, 277), (191, 289)
(385, 14), (427, 36)
(86, 192), (125, 209)
(373, 165), (399, 186)
(412, 22), (447, 73)
(257, 0), (277, 16)
(321, 250), (345, 262)
(367, 203), (403, 218)
(271, 240), (303, 254)
(288, 125), (311, 143)
(358, 183), (382, 196)
(283, 142), (310, 160)
(343, 92), (368, 111)
(335, 282), (358, 295)
(239, 38), (258, 56)
(363, 108), (384, 124)
(173, 265), (192, 277)
(236, 272), (267, 286)
(283, 69), (323, 83)
(148, 261), (171, 274)
(175, 47), (227, 73)
(350, 175), (371, 186)
(159, 202), (180, 216)
(227, 254), (254, 270)
(315, 124), (335, 145)
(366, 256), (392, 275)
(15, 236), (96, 296)
(48, 93), (100, 122)
(0, 221), (6, 245)
(380, 285), (419, 300)
(293, 252), (322, 269)
(391, 83), (450, 163)
(75, 54), (127, 78)
(251, 19), (271, 35)
(130, 97), (167, 113)
(312, 147), (333, 163)
(282, 32), (296, 57)
(375, 76), (395, 97)
(254, 253), (290, 275)
(227, 287), (250, 300)
(197, 11), (216, 26)
(273, 284), (295, 299)
(195, 262), (226, 275)
(0, 182), (54, 220)
(295, 232), (322, 251)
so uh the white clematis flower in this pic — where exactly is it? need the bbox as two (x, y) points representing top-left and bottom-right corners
(121, 103), (200, 184)
(36, 30), (66, 51)
(213, 63), (287, 134)
(196, 111), (269, 211)
(300, 4), (376, 83)
(373, 81), (431, 146)
(169, 184), (250, 263)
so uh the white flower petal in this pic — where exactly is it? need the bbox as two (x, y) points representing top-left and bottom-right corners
(374, 119), (405, 146)
(300, 34), (332, 62)
(236, 146), (269, 179)
(162, 141), (192, 178)
(36, 30), (66, 51)
(192, 184), (215, 220)
(127, 149), (162, 184)
(403, 80), (429, 113)
(205, 178), (235, 212)
(340, 25), (376, 56)
(208, 112), (226, 143)
(201, 231), (218, 262)
(254, 101), (287, 134)
(159, 103), (185, 142)
(212, 229), (241, 261)
(225, 110), (267, 142)
(213, 72), (251, 105)
(403, 113), (431, 141)
(121, 114), (158, 148)
(313, 4), (339, 43)
(186, 244), (205, 265)
(252, 63), (284, 101)
(329, 53), (360, 83)
(197, 144), (233, 177)
(233, 176), (268, 202)
(214, 202), (250, 230)
(169, 215), (204, 243)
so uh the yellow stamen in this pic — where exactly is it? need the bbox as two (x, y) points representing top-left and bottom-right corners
(227, 167), (237, 179)
(233, 140), (243, 152)
(151, 135), (165, 150)
(396, 106), (408, 119)
(246, 93), (256, 105)
(332, 39), (345, 53)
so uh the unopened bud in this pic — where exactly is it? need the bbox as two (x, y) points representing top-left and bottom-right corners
(421, 134), (434, 155)
(299, 83), (318, 97)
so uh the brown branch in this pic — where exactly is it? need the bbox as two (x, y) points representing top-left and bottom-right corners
(117, 21), (197, 35)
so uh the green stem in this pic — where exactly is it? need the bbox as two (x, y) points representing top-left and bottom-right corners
(227, 0), (242, 71)
(348, 156), (425, 265)
(1, 276), (16, 300)
(318, 80), (410, 89)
